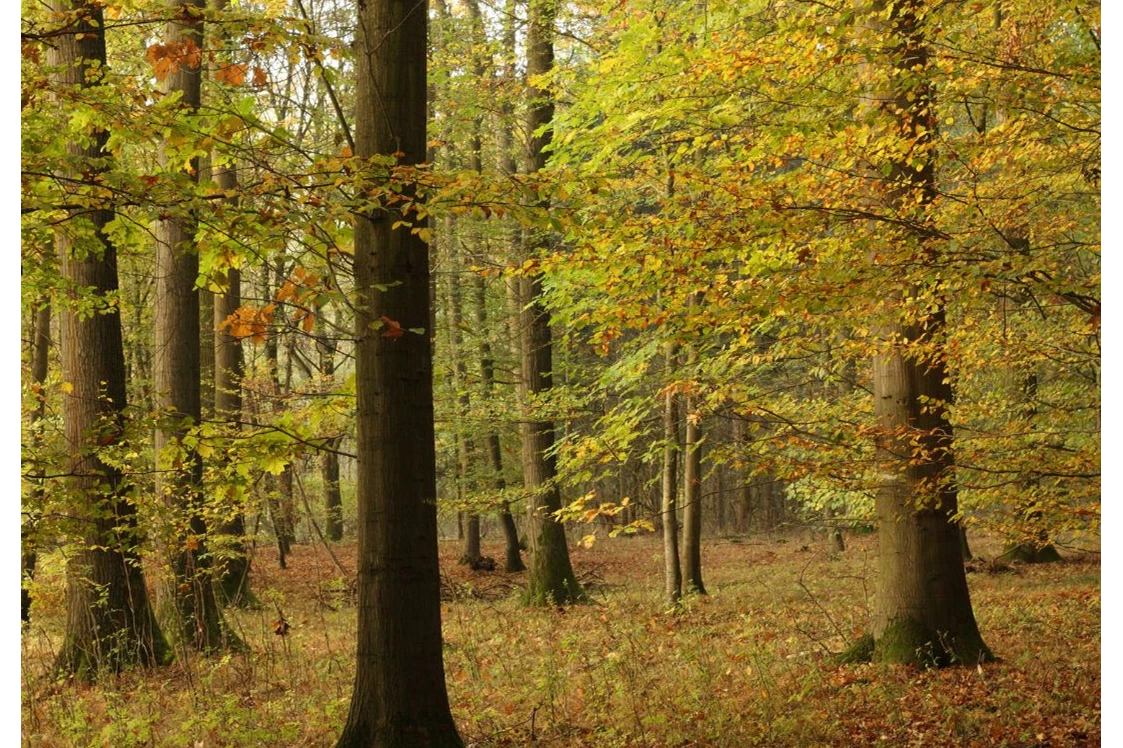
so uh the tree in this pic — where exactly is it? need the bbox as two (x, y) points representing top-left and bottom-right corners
(518, 0), (585, 607)
(333, 0), (463, 743)
(681, 340), (706, 595)
(47, 0), (170, 675)
(859, 0), (990, 667)
(208, 0), (256, 607)
(153, 0), (240, 651)
(23, 302), (50, 624)
(660, 342), (682, 606)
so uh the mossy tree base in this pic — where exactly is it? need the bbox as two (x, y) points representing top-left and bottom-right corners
(873, 619), (993, 668)
(55, 628), (174, 682)
(837, 634), (874, 664)
(523, 569), (587, 607)
(1000, 543), (1062, 564)
(217, 574), (262, 610)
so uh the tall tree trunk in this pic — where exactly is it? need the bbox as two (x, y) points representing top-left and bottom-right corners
(486, 0), (526, 573)
(48, 2), (170, 674)
(452, 0), (492, 569)
(210, 0), (255, 605)
(681, 343), (706, 595)
(260, 272), (292, 566)
(154, 0), (240, 652)
(475, 274), (524, 572)
(518, 0), (584, 607)
(862, 0), (989, 667)
(496, 0), (519, 178)
(318, 316), (344, 542)
(334, 0), (463, 744)
(661, 342), (682, 607)
(449, 244), (480, 565)
(23, 303), (51, 624)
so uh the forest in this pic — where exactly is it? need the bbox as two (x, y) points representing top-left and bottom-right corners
(20, 0), (1100, 746)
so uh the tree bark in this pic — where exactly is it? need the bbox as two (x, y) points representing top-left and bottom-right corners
(334, 0), (463, 744)
(48, 2), (170, 674)
(318, 318), (344, 541)
(862, 0), (990, 667)
(486, 0), (526, 574)
(661, 342), (682, 606)
(154, 0), (240, 652)
(517, 0), (585, 607)
(681, 343), (706, 595)
(474, 274), (524, 572)
(23, 303), (51, 624)
(449, 243), (480, 566)
(210, 0), (254, 605)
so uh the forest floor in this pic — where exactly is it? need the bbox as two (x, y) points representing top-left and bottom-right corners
(22, 530), (1100, 747)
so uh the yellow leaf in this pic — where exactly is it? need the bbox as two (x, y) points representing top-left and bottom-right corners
(60, 382), (74, 394)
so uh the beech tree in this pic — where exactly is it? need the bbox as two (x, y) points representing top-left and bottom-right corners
(518, 0), (585, 607)
(153, 0), (240, 651)
(47, 0), (170, 675)
(333, 0), (463, 744)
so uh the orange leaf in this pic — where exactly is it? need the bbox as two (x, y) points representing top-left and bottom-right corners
(215, 62), (247, 86)
(146, 43), (167, 64)
(252, 66), (268, 88)
(380, 315), (404, 339)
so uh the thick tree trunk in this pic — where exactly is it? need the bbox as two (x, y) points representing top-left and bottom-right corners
(516, 276), (585, 604)
(681, 346), (706, 595)
(154, 0), (240, 652)
(862, 0), (989, 667)
(518, 0), (584, 606)
(334, 0), (463, 744)
(661, 342), (682, 606)
(48, 2), (170, 674)
(870, 329), (989, 665)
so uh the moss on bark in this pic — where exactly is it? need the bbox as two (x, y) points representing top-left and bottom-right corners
(837, 633), (874, 664)
(874, 618), (992, 668)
